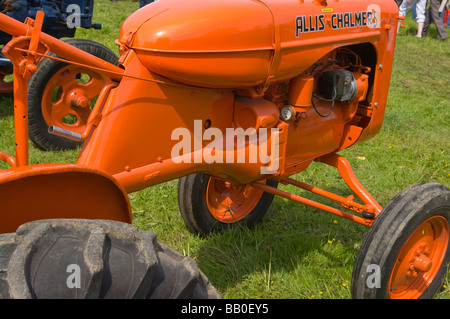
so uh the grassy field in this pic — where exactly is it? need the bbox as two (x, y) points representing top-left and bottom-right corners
(0, 2), (449, 299)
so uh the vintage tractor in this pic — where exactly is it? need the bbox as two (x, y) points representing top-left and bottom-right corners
(0, 0), (449, 299)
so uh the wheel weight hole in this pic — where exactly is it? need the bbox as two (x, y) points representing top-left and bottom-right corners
(76, 73), (92, 84)
(62, 114), (78, 125)
(51, 86), (63, 103)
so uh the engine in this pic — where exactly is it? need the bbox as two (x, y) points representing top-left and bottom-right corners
(76, 0), (400, 183)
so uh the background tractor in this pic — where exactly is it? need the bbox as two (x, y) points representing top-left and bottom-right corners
(0, 0), (101, 92)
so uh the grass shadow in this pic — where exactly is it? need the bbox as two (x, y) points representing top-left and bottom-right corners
(193, 192), (368, 298)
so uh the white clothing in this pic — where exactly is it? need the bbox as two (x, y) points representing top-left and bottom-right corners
(398, 0), (427, 23)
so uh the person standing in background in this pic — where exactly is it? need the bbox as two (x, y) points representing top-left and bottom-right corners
(423, 0), (449, 40)
(398, 0), (428, 37)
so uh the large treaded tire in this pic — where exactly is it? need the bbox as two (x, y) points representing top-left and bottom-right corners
(0, 219), (221, 299)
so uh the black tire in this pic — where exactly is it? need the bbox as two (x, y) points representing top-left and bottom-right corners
(0, 219), (221, 299)
(28, 39), (119, 151)
(177, 173), (277, 236)
(351, 183), (450, 299)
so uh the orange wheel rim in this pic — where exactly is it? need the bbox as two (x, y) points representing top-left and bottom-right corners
(206, 177), (265, 223)
(388, 215), (449, 299)
(41, 65), (111, 133)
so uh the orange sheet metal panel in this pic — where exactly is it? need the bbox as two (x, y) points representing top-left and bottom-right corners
(0, 164), (132, 234)
(119, 0), (397, 90)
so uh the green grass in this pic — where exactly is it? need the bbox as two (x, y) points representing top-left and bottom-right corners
(0, 6), (449, 299)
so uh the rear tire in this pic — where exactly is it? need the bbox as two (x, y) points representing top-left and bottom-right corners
(27, 39), (119, 151)
(351, 183), (450, 299)
(0, 219), (221, 299)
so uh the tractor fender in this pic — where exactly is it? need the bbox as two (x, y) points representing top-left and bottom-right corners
(0, 163), (132, 234)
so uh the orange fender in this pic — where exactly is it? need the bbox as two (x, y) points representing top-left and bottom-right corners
(0, 164), (132, 234)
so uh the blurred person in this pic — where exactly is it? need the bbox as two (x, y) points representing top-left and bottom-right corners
(440, 0), (450, 27)
(423, 0), (449, 40)
(398, 0), (428, 37)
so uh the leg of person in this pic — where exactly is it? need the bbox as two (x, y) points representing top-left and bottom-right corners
(399, 0), (416, 17)
(422, 0), (432, 36)
(415, 0), (428, 37)
(398, 0), (415, 31)
(429, 0), (449, 40)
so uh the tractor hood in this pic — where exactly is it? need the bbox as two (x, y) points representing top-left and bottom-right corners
(118, 0), (399, 89)
(119, 0), (273, 53)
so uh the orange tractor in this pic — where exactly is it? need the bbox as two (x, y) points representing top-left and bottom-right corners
(0, 0), (449, 299)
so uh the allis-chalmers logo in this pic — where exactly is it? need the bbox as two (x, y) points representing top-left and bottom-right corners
(295, 4), (381, 37)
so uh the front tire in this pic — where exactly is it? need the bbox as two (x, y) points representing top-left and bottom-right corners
(177, 173), (277, 236)
(351, 183), (450, 299)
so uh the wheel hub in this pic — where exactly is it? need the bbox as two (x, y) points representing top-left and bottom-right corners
(69, 88), (90, 109)
(388, 215), (449, 299)
(41, 65), (110, 133)
(206, 177), (265, 223)
(412, 252), (432, 273)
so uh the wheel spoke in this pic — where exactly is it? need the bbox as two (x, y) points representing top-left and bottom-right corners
(80, 73), (109, 99)
(41, 66), (112, 133)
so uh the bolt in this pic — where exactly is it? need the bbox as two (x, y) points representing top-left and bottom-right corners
(76, 96), (89, 108)
(413, 254), (432, 272)
(27, 64), (37, 73)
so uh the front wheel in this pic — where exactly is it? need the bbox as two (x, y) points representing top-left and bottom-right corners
(351, 183), (450, 299)
(177, 173), (277, 236)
